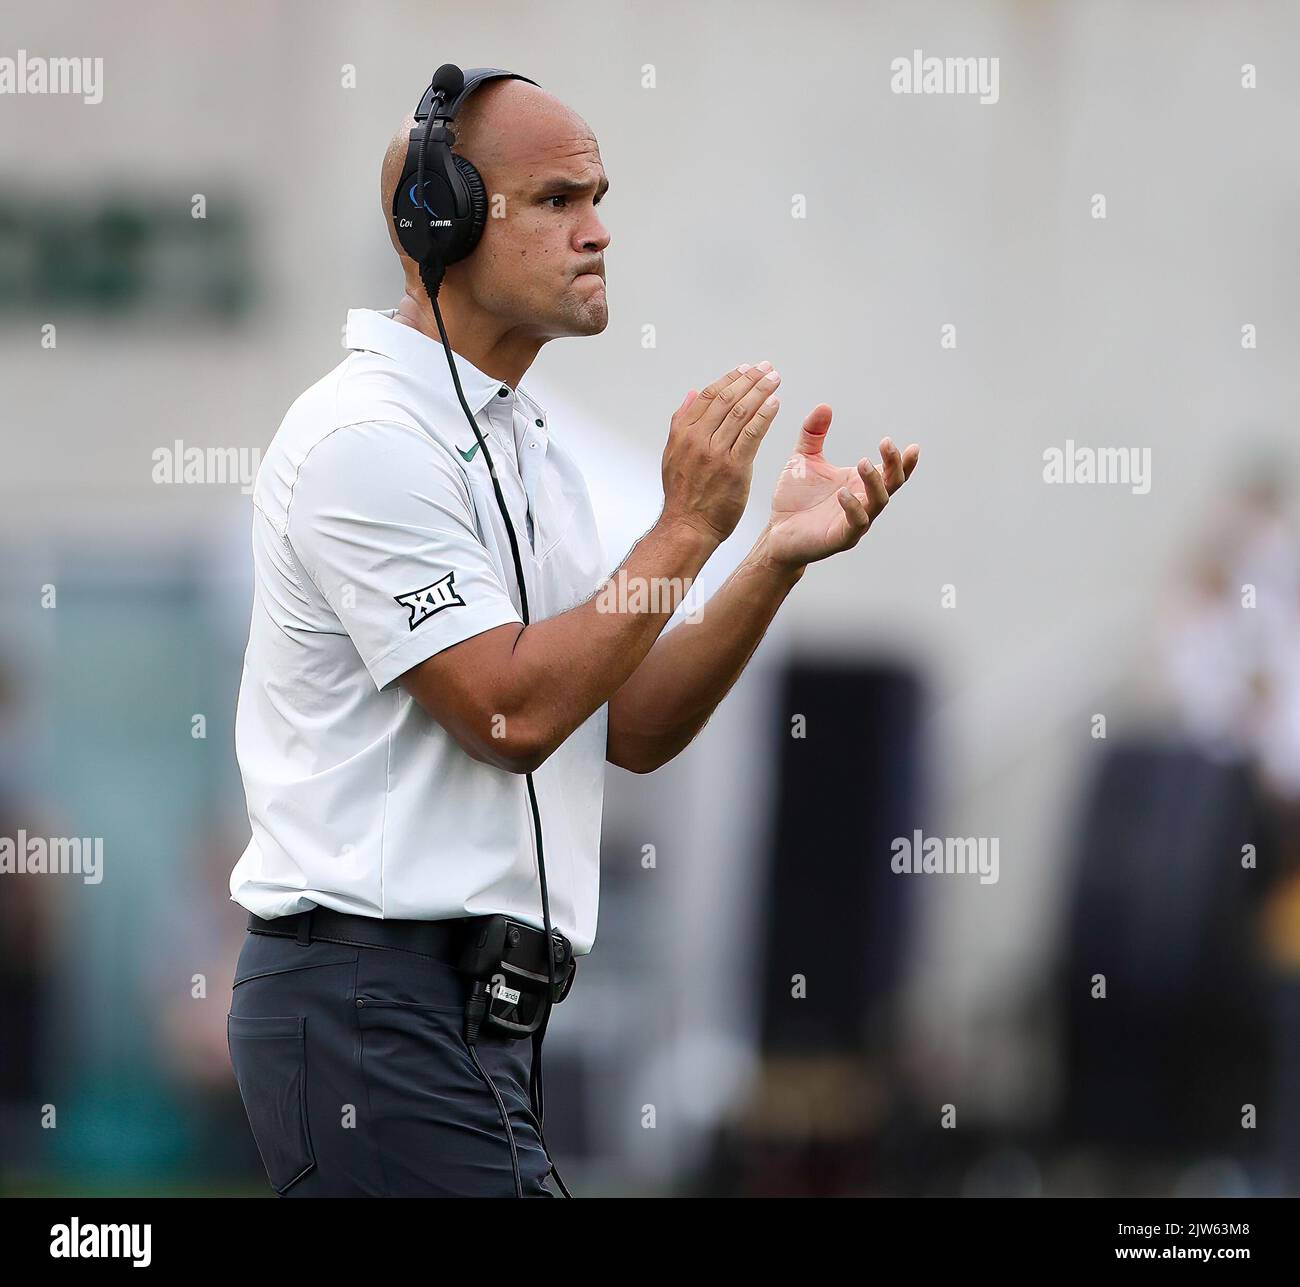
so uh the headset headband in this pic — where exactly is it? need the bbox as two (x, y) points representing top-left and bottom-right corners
(414, 66), (539, 123)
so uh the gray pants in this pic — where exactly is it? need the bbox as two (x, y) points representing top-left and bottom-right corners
(227, 929), (555, 1196)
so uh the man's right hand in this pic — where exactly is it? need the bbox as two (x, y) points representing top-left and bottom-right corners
(660, 362), (782, 545)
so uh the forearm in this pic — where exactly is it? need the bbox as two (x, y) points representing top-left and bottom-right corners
(402, 361), (815, 773)
(496, 514), (719, 761)
(607, 525), (803, 772)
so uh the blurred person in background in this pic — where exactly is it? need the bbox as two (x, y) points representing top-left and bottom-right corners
(1160, 464), (1300, 824)
(1139, 459), (1300, 1190)
(156, 816), (266, 1189)
(0, 658), (56, 1189)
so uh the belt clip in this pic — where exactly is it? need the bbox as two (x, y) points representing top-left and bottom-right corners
(296, 910), (314, 947)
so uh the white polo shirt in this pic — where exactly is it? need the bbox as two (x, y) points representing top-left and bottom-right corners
(229, 308), (609, 954)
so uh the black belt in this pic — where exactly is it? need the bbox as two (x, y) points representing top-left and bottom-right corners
(247, 908), (469, 963)
(248, 907), (577, 1026)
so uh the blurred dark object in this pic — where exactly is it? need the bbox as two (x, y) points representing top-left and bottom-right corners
(760, 659), (923, 1055)
(0, 651), (54, 1188)
(1058, 739), (1271, 1158)
(0, 866), (47, 1104)
(709, 658), (925, 1195)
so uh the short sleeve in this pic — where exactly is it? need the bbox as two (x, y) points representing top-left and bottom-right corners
(286, 420), (524, 691)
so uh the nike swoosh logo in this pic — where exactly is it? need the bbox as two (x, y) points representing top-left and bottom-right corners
(457, 442), (480, 462)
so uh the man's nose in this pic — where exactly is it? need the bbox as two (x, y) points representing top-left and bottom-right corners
(576, 214), (610, 254)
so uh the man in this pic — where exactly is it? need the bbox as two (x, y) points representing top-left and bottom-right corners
(227, 65), (919, 1198)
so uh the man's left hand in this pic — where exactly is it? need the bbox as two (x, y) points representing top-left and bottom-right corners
(761, 403), (920, 571)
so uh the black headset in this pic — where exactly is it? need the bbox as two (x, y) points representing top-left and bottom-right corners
(391, 63), (571, 1200)
(391, 64), (539, 294)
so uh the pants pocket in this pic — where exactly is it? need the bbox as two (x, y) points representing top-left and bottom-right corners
(227, 1013), (316, 1195)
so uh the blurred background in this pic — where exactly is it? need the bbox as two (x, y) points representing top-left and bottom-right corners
(3, 0), (1300, 1197)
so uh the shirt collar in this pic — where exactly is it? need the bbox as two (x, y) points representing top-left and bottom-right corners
(344, 308), (543, 423)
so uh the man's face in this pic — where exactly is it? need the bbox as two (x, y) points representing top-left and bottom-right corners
(453, 103), (610, 340)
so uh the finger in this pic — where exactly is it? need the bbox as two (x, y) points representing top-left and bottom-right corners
(837, 486), (871, 542)
(879, 437), (905, 493)
(901, 443), (921, 479)
(796, 403), (832, 457)
(858, 457), (890, 517)
(703, 362), (772, 437)
(689, 362), (768, 430)
(715, 366), (782, 450)
(730, 389), (781, 460)
(679, 365), (742, 422)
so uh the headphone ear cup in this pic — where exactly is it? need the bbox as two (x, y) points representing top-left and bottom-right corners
(448, 154), (489, 262)
(393, 167), (429, 262)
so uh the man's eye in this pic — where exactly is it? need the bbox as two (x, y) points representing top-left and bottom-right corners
(547, 194), (568, 208)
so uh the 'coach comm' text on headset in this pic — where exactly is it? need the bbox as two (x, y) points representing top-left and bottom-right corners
(391, 62), (572, 1199)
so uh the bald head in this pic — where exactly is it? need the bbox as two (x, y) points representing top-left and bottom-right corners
(381, 73), (611, 348)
